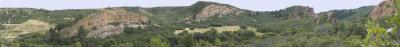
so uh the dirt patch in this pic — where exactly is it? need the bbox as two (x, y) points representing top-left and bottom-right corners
(174, 26), (263, 35)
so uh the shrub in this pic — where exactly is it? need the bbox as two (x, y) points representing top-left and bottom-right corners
(239, 25), (247, 29)
(189, 28), (195, 30)
(210, 23), (223, 27)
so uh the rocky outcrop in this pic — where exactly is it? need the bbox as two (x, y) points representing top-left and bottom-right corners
(189, 1), (244, 21)
(272, 6), (316, 19)
(60, 8), (149, 38)
(369, 0), (395, 20)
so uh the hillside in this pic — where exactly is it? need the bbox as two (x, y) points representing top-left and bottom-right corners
(0, 1), (397, 47)
(0, 20), (52, 39)
(60, 8), (149, 38)
(369, 0), (395, 20)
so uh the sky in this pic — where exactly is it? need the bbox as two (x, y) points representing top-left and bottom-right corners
(0, 0), (383, 12)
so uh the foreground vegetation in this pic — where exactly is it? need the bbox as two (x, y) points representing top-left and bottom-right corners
(0, 1), (398, 47)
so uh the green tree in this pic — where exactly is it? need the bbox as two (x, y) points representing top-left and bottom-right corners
(205, 28), (218, 42)
(363, 21), (390, 47)
(178, 34), (194, 47)
(362, 1), (400, 47)
(239, 25), (247, 29)
(192, 40), (212, 47)
(77, 27), (89, 47)
(214, 39), (222, 46)
(0, 25), (4, 30)
(0, 37), (3, 47)
(149, 36), (170, 47)
(11, 41), (20, 47)
(73, 42), (82, 47)
(47, 27), (60, 44)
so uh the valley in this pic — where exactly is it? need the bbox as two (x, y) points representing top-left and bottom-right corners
(0, 0), (399, 47)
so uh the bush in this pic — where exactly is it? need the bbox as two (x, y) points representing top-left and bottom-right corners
(0, 25), (4, 30)
(239, 25), (247, 29)
(257, 28), (271, 33)
(210, 23), (223, 27)
(189, 28), (195, 30)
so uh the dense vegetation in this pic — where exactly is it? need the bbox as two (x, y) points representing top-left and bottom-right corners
(0, 1), (398, 47)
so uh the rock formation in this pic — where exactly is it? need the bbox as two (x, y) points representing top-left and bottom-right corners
(189, 1), (244, 21)
(272, 6), (316, 19)
(369, 0), (395, 20)
(60, 8), (149, 38)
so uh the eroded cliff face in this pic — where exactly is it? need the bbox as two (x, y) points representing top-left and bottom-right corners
(286, 6), (316, 18)
(188, 1), (244, 22)
(369, 0), (395, 20)
(271, 6), (316, 19)
(193, 4), (243, 20)
(60, 8), (148, 38)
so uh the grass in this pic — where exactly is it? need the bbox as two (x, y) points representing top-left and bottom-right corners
(174, 25), (264, 35)
(0, 20), (53, 39)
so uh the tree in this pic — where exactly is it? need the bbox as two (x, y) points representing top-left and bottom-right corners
(361, 1), (400, 47)
(362, 1), (400, 46)
(205, 28), (218, 42)
(178, 33), (194, 47)
(363, 21), (386, 47)
(192, 40), (212, 47)
(0, 25), (4, 30)
(77, 27), (89, 47)
(149, 36), (170, 47)
(73, 42), (82, 47)
(239, 25), (247, 29)
(47, 27), (60, 44)
(214, 39), (222, 46)
(0, 37), (3, 46)
(11, 41), (21, 47)
(189, 28), (195, 30)
(210, 23), (223, 27)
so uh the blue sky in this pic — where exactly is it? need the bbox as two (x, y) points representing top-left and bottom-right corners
(0, 0), (382, 12)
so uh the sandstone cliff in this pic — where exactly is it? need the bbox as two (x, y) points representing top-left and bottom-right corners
(369, 0), (395, 20)
(189, 1), (244, 21)
(60, 8), (148, 38)
(272, 6), (316, 19)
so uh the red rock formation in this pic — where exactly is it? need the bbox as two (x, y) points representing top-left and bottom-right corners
(288, 6), (316, 18)
(193, 4), (243, 20)
(274, 6), (316, 19)
(60, 8), (148, 38)
(188, 1), (244, 22)
(369, 0), (395, 20)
